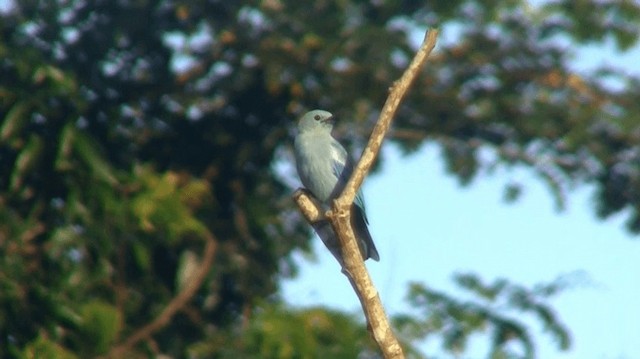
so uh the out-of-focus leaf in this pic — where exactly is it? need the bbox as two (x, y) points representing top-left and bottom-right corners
(131, 240), (152, 271)
(32, 65), (77, 94)
(21, 336), (79, 359)
(55, 123), (76, 171)
(9, 135), (43, 191)
(176, 249), (200, 291)
(72, 131), (118, 185)
(79, 301), (123, 355)
(503, 182), (522, 203)
(0, 101), (30, 143)
(49, 225), (80, 258)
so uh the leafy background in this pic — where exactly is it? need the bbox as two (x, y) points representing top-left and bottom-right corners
(1, 0), (639, 358)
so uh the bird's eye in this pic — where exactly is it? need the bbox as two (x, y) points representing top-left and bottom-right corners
(314, 115), (321, 121)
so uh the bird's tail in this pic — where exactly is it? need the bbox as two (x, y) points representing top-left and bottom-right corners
(352, 205), (380, 261)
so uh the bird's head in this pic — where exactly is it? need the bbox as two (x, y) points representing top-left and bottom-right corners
(298, 109), (335, 133)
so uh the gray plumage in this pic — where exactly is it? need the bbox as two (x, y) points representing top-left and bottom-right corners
(294, 110), (380, 264)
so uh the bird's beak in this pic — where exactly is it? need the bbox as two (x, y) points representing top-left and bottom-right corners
(321, 115), (335, 124)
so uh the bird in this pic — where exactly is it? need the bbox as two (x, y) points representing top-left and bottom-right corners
(294, 109), (380, 265)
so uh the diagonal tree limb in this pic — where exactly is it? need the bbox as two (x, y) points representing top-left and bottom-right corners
(295, 29), (438, 358)
(103, 231), (218, 358)
(336, 29), (439, 208)
(329, 29), (438, 358)
(293, 188), (326, 223)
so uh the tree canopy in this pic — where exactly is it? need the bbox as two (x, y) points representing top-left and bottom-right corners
(1, 0), (638, 357)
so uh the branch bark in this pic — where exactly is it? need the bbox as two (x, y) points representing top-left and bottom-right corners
(337, 29), (439, 208)
(295, 29), (439, 358)
(103, 231), (218, 358)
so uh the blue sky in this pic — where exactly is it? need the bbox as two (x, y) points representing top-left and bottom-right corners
(283, 30), (640, 359)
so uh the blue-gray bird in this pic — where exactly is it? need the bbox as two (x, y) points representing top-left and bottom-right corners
(294, 109), (380, 264)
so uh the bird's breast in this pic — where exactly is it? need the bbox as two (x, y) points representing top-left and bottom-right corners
(295, 135), (339, 202)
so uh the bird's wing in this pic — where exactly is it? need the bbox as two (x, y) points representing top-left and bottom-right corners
(329, 140), (369, 224)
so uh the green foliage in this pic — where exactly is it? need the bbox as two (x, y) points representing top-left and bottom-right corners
(21, 336), (78, 359)
(131, 165), (210, 239)
(544, 0), (640, 50)
(0, 101), (31, 142)
(187, 304), (379, 359)
(396, 273), (575, 358)
(0, 0), (638, 357)
(78, 301), (123, 355)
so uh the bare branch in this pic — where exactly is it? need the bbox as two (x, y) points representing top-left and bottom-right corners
(336, 29), (439, 208)
(293, 188), (326, 223)
(331, 28), (438, 359)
